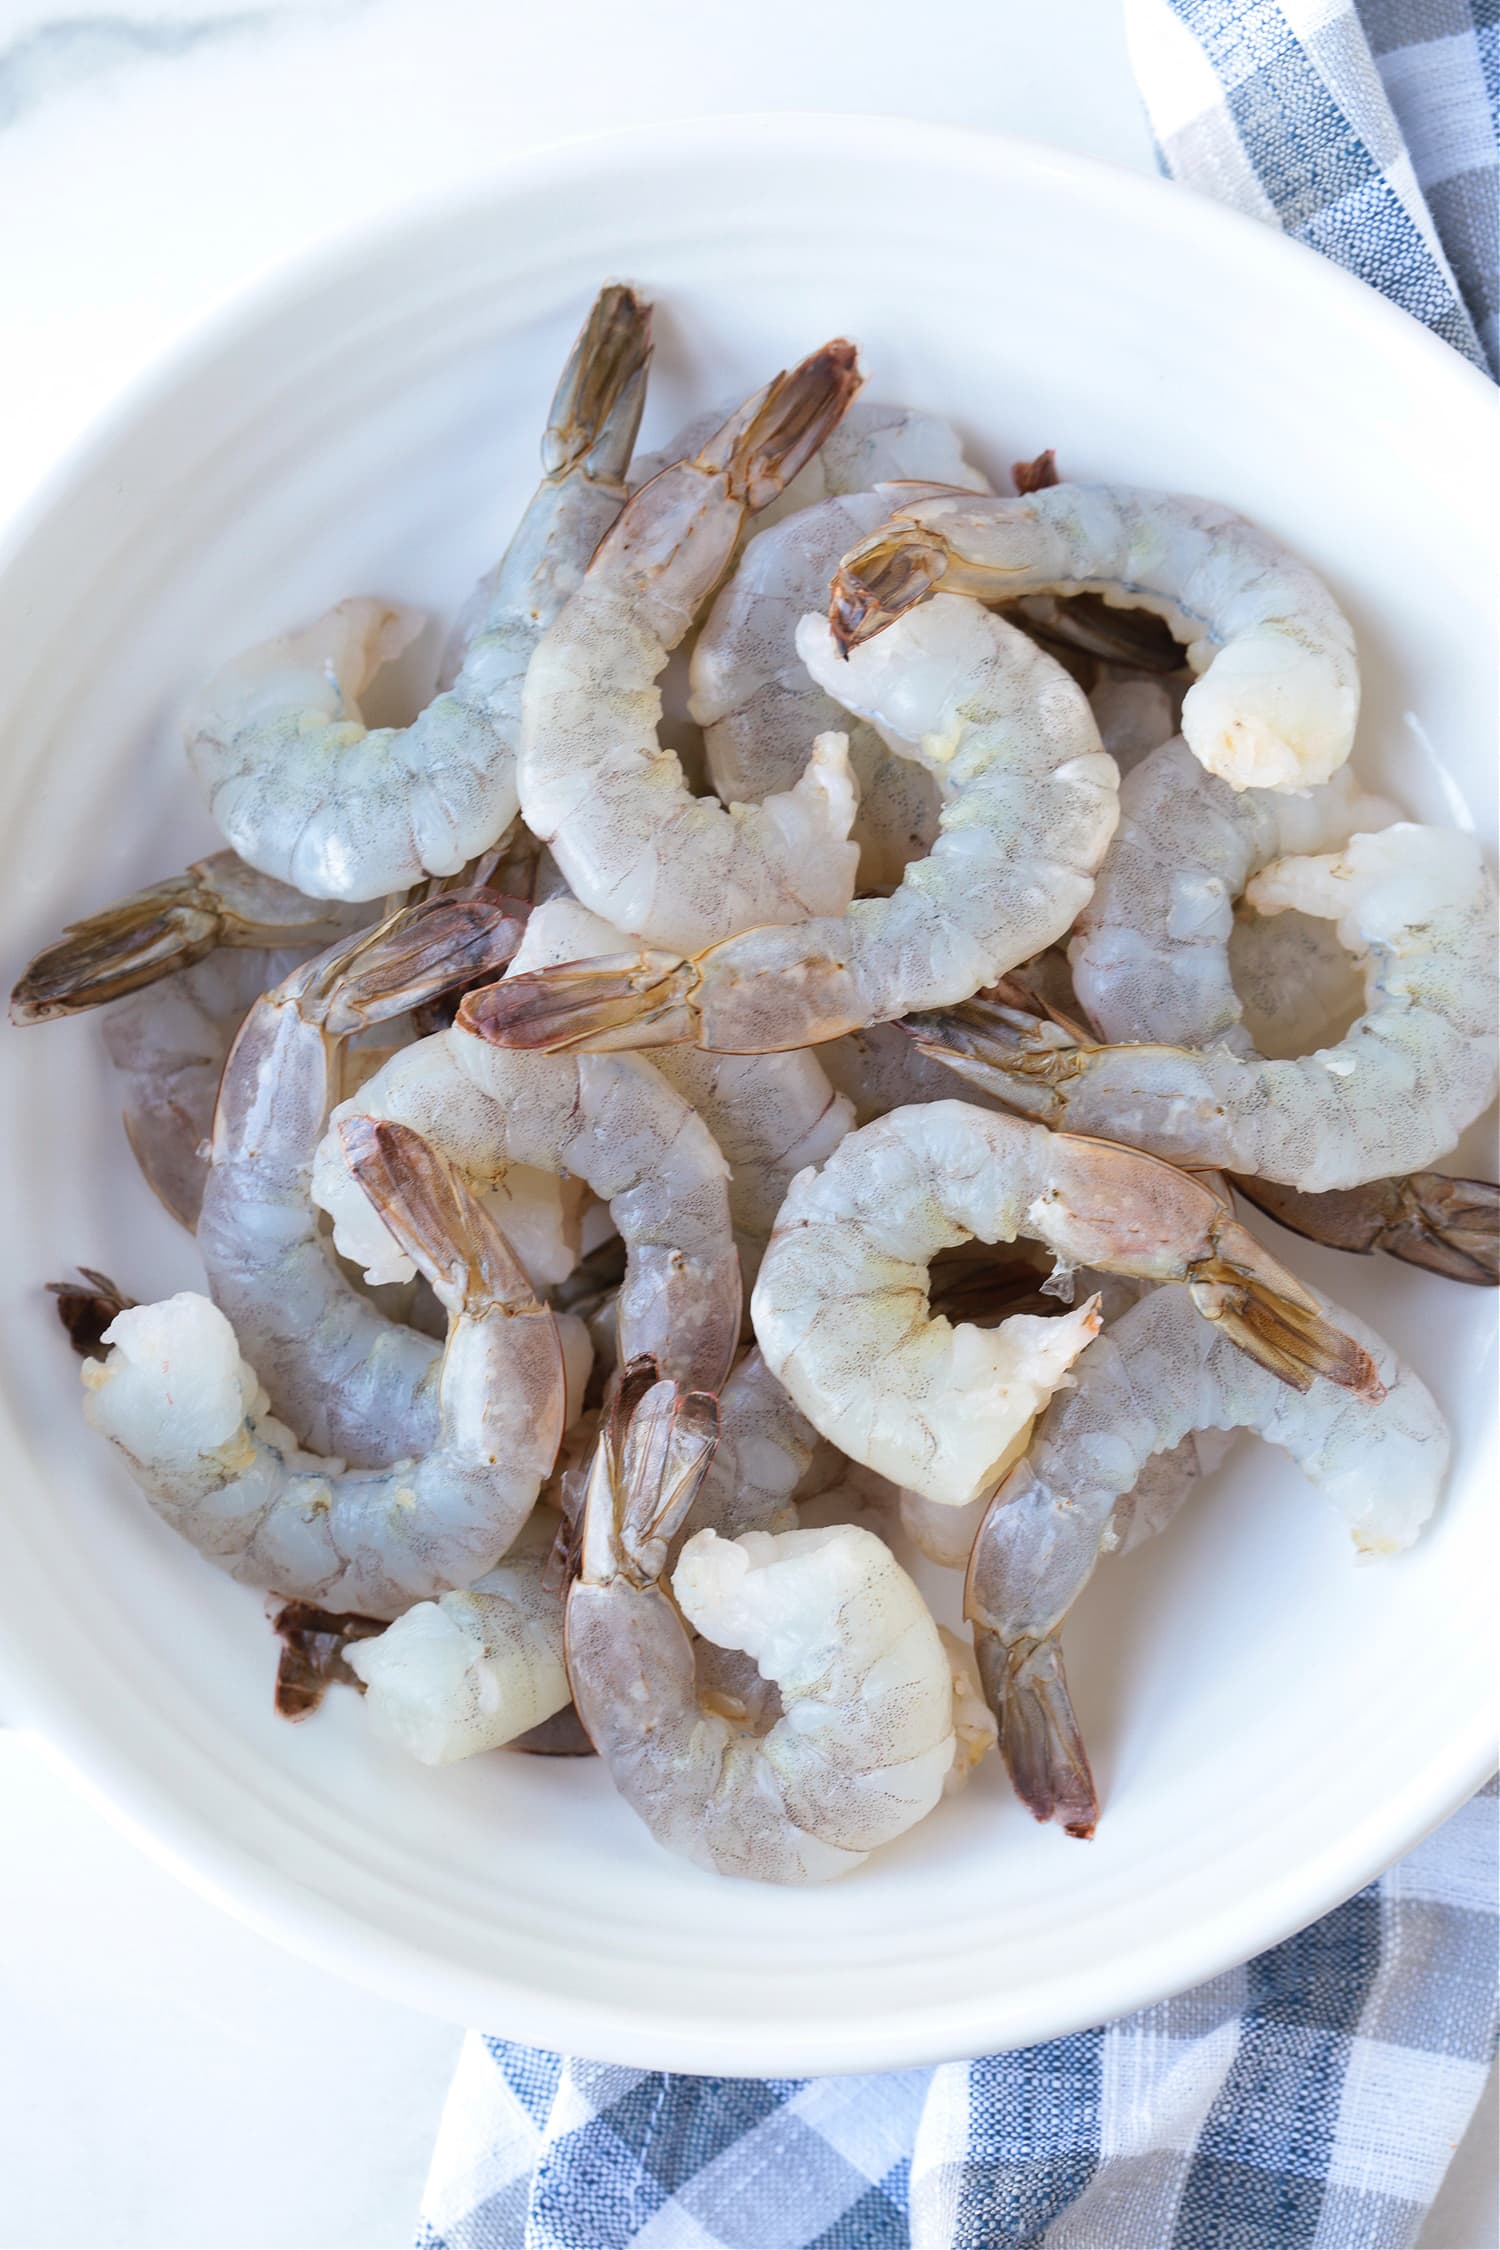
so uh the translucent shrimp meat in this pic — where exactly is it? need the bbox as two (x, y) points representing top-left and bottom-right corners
(185, 286), (653, 899)
(1070, 732), (1399, 1050)
(913, 824), (1499, 1193)
(83, 1119), (567, 1617)
(966, 1282), (1448, 1835)
(461, 595), (1120, 1058)
(750, 1100), (1379, 1507)
(197, 893), (530, 1466)
(829, 485), (1360, 792)
(347, 1514), (569, 1761)
(516, 342), (866, 950)
(566, 1363), (955, 1883)
(693, 405), (990, 890)
(309, 913), (742, 1398)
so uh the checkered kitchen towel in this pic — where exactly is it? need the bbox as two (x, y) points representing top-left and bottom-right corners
(419, 1807), (1496, 2247)
(1125, 0), (1498, 374)
(419, 14), (1499, 2244)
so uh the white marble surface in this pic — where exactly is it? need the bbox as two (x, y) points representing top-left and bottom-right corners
(0, 4), (1492, 2245)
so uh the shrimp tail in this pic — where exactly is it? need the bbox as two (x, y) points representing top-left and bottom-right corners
(338, 1115), (542, 1315)
(828, 522), (953, 654)
(458, 951), (699, 1053)
(10, 875), (225, 1022)
(973, 1627), (1098, 1839)
(578, 1357), (719, 1588)
(542, 283), (654, 485)
(727, 340), (863, 511)
(313, 893), (531, 1036)
(903, 998), (1081, 1120)
(1187, 1218), (1384, 1398)
(1233, 1171), (1500, 1287)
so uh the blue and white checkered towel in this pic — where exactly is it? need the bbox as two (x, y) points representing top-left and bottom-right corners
(1125, 0), (1498, 373)
(419, 1789), (1496, 2249)
(419, 11), (1499, 2243)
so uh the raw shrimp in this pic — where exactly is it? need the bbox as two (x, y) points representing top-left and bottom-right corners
(687, 1346), (819, 1544)
(910, 825), (1499, 1193)
(515, 343), (867, 950)
(749, 1100), (1379, 1509)
(347, 1513), (570, 1761)
(308, 915), (742, 1397)
(965, 1282), (1448, 1835)
(899, 1430), (1231, 1569)
(9, 850), (361, 1024)
(505, 896), (854, 1273)
(464, 596), (1119, 1058)
(693, 405), (991, 891)
(197, 893), (531, 1466)
(1069, 733), (1398, 1049)
(1086, 675), (1181, 776)
(82, 1119), (567, 1617)
(185, 286), (653, 900)
(566, 1362), (955, 1883)
(101, 947), (307, 1229)
(829, 486), (1360, 792)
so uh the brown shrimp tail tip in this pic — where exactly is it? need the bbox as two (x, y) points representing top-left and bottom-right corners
(580, 1356), (720, 1587)
(731, 339), (862, 511)
(10, 875), (223, 1023)
(1234, 1171), (1500, 1288)
(1188, 1219), (1383, 1399)
(974, 1628), (1098, 1838)
(829, 523), (952, 654)
(315, 892), (531, 1032)
(338, 1114), (539, 1313)
(543, 283), (654, 483)
(904, 998), (1081, 1121)
(458, 952), (698, 1054)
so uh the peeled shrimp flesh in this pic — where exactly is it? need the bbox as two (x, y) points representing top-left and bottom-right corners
(566, 1361), (955, 1882)
(83, 1120), (567, 1617)
(185, 287), (653, 900)
(829, 484), (1360, 792)
(463, 594), (1119, 1057)
(749, 1099), (1379, 1508)
(966, 1282), (1448, 1834)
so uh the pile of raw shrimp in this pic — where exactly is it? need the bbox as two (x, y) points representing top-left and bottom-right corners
(15, 285), (1497, 1879)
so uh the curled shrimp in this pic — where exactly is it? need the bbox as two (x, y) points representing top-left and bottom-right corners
(308, 912), (742, 1398)
(566, 1361), (955, 1883)
(516, 343), (867, 949)
(461, 596), (1119, 1058)
(185, 286), (653, 900)
(910, 824), (1499, 1193)
(829, 485), (1360, 792)
(82, 1119), (567, 1617)
(692, 404), (990, 891)
(197, 893), (531, 1466)
(1069, 733), (1398, 1049)
(965, 1283), (1448, 1836)
(8, 850), (362, 1024)
(347, 1513), (570, 1762)
(749, 1100), (1380, 1509)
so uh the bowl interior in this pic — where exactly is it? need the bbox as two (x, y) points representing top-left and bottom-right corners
(0, 119), (1494, 2072)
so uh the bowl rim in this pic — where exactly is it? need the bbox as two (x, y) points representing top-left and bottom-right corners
(1, 109), (1495, 2071)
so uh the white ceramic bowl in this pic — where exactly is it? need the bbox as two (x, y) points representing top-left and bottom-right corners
(0, 116), (1495, 2074)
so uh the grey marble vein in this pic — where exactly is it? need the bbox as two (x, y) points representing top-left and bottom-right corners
(0, 6), (364, 130)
